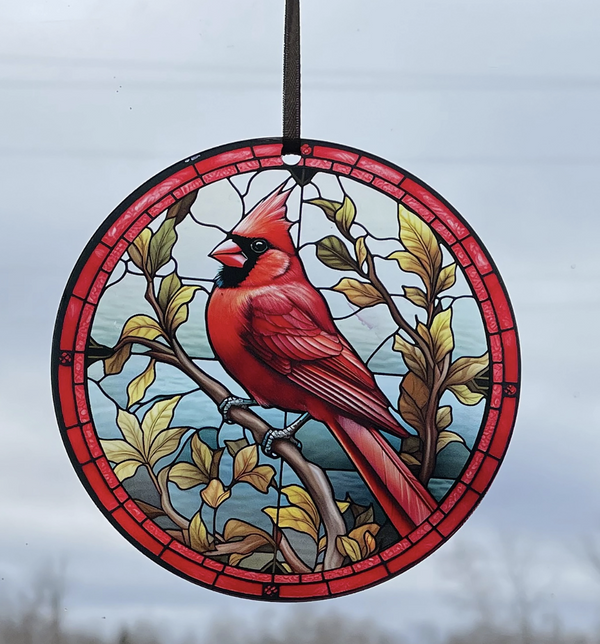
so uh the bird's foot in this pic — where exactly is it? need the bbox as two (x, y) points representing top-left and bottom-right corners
(218, 396), (257, 424)
(261, 413), (311, 458)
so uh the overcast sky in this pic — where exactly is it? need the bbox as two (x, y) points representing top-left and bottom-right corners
(0, 0), (599, 641)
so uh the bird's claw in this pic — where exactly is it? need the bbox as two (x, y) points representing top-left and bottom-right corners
(218, 396), (257, 424)
(261, 429), (302, 459)
(260, 412), (311, 458)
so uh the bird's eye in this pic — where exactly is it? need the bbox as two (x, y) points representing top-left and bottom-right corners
(250, 239), (268, 254)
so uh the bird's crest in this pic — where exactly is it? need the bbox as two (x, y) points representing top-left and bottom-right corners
(233, 183), (294, 250)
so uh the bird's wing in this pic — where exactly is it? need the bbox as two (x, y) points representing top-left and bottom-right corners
(245, 288), (405, 435)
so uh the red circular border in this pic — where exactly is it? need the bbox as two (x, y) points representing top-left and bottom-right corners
(52, 138), (520, 601)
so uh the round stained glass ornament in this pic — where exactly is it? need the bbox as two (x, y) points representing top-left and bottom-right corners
(52, 139), (520, 601)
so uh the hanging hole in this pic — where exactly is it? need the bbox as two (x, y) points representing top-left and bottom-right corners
(282, 154), (301, 166)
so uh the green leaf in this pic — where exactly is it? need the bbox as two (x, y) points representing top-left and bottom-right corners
(393, 334), (427, 381)
(87, 338), (114, 366)
(445, 353), (489, 388)
(165, 190), (198, 225)
(169, 462), (207, 489)
(436, 264), (457, 294)
(141, 395), (181, 448)
(403, 286), (428, 309)
(126, 359), (156, 407)
(333, 278), (384, 308)
(316, 236), (358, 272)
(448, 384), (485, 406)
(335, 195), (356, 236)
(306, 198), (342, 221)
(157, 273), (182, 313)
(148, 218), (177, 274)
(437, 430), (465, 453)
(436, 406), (453, 431)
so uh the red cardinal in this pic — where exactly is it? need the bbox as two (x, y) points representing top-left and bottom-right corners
(206, 183), (437, 535)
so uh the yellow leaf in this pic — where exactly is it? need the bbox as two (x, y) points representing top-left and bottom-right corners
(355, 236), (368, 269)
(141, 395), (181, 449)
(403, 286), (428, 309)
(388, 250), (425, 278)
(364, 531), (377, 557)
(128, 228), (152, 271)
(223, 519), (274, 544)
(233, 445), (258, 481)
(416, 322), (433, 350)
(437, 430), (466, 453)
(306, 198), (342, 221)
(318, 536), (327, 554)
(126, 359), (156, 407)
(116, 409), (145, 454)
(165, 286), (201, 333)
(336, 536), (362, 563)
(436, 406), (453, 431)
(398, 204), (442, 286)
(400, 453), (421, 466)
(238, 465), (276, 493)
(168, 462), (207, 489)
(445, 353), (489, 388)
(263, 506), (319, 542)
(336, 500), (350, 514)
(113, 460), (144, 481)
(436, 263), (457, 294)
(333, 278), (384, 309)
(121, 315), (164, 342)
(100, 439), (143, 465)
(335, 195), (356, 235)
(393, 334), (427, 381)
(201, 479), (231, 508)
(349, 523), (381, 556)
(448, 384), (484, 406)
(147, 426), (188, 466)
(430, 308), (454, 363)
(189, 512), (211, 553)
(104, 345), (132, 375)
(191, 434), (214, 481)
(281, 485), (320, 532)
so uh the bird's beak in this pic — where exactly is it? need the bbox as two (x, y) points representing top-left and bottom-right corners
(209, 238), (248, 268)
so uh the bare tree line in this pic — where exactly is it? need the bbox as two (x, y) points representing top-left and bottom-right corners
(1, 536), (599, 644)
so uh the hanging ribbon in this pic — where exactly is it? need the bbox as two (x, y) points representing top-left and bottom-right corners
(282, 0), (301, 156)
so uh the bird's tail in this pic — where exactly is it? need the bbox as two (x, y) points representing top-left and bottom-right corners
(328, 414), (438, 536)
